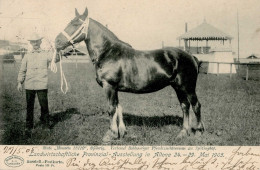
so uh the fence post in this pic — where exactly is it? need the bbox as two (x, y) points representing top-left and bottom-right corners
(246, 64), (249, 81)
(206, 62), (208, 74)
(217, 63), (219, 76)
(1, 59), (3, 71)
(230, 63), (232, 79)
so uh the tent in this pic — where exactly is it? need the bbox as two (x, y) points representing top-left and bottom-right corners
(247, 54), (258, 59)
(63, 48), (87, 57)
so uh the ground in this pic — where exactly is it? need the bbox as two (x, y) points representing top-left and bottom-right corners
(0, 61), (260, 145)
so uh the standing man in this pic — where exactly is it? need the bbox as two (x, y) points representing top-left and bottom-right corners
(17, 33), (53, 136)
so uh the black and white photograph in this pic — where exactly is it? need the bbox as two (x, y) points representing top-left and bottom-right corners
(0, 0), (259, 148)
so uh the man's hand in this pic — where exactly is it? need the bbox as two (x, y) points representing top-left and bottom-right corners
(17, 83), (23, 92)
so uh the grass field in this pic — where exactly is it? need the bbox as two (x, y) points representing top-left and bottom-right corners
(1, 61), (260, 145)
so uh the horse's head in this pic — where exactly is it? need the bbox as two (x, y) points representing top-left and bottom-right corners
(55, 7), (89, 52)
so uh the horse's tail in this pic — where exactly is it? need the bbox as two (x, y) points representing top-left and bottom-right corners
(193, 55), (202, 73)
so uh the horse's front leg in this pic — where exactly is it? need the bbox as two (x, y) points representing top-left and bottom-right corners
(102, 81), (122, 143)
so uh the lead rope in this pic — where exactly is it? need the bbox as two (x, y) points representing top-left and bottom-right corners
(50, 50), (68, 94)
(49, 17), (89, 94)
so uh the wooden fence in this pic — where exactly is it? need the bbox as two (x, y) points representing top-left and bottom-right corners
(1, 59), (260, 81)
(200, 61), (260, 80)
(1, 58), (90, 69)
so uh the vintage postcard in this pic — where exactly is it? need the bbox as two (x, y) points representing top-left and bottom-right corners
(0, 0), (259, 169)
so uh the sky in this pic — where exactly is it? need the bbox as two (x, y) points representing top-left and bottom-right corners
(0, 0), (260, 57)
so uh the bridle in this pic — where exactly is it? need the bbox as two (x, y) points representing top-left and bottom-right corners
(61, 17), (89, 45)
(50, 17), (89, 94)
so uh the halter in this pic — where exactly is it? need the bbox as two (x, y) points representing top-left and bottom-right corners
(50, 17), (89, 94)
(61, 17), (89, 45)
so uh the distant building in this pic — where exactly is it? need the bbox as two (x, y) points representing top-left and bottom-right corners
(0, 49), (9, 55)
(239, 54), (260, 63)
(0, 40), (10, 48)
(177, 20), (233, 54)
(0, 40), (27, 60)
(0, 40), (27, 54)
(177, 20), (235, 74)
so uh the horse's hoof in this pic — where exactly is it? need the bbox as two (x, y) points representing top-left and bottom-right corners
(102, 129), (118, 143)
(24, 128), (32, 138)
(119, 124), (126, 139)
(176, 129), (189, 139)
(198, 121), (205, 132)
(195, 131), (203, 137)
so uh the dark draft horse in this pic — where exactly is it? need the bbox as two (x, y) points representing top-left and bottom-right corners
(54, 7), (205, 143)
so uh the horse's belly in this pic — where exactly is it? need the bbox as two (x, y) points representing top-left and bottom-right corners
(118, 57), (173, 93)
(118, 83), (169, 93)
(118, 74), (171, 93)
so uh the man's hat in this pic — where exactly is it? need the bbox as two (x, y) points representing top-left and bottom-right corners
(27, 32), (43, 41)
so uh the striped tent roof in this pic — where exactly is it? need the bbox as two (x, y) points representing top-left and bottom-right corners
(247, 54), (259, 59)
(63, 48), (87, 56)
(177, 20), (233, 40)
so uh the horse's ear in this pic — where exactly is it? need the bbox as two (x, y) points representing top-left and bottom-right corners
(83, 7), (88, 17)
(75, 8), (80, 17)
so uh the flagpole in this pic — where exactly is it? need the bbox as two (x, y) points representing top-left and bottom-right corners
(237, 9), (240, 62)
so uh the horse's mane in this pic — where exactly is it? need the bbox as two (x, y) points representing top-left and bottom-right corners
(90, 18), (132, 47)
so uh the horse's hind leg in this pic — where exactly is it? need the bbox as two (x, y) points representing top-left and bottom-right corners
(117, 104), (126, 138)
(172, 86), (192, 138)
(187, 92), (205, 135)
(102, 81), (119, 143)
